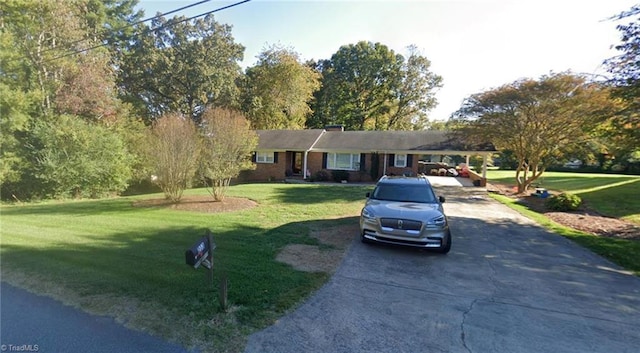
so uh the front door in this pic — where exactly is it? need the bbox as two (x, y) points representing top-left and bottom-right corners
(292, 152), (302, 174)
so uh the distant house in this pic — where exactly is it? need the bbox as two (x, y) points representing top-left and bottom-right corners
(239, 126), (496, 182)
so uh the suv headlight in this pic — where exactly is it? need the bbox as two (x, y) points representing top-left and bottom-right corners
(426, 215), (446, 227)
(361, 208), (375, 220)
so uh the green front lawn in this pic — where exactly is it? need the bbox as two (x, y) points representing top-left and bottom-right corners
(485, 170), (640, 224)
(0, 183), (372, 353)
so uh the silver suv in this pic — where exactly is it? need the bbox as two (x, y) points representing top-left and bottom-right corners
(360, 175), (451, 253)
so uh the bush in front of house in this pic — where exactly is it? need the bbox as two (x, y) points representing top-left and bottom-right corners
(545, 192), (582, 211)
(331, 170), (350, 183)
(311, 169), (331, 182)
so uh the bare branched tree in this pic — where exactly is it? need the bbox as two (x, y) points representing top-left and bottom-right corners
(146, 112), (200, 202)
(199, 107), (257, 201)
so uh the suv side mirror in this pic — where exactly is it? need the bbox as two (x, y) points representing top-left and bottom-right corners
(366, 192), (371, 198)
(439, 196), (446, 203)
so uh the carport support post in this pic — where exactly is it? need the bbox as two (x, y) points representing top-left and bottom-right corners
(383, 153), (388, 175)
(303, 151), (308, 179)
(482, 154), (488, 179)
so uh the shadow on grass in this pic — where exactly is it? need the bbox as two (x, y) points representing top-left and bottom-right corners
(536, 175), (638, 193)
(271, 183), (373, 205)
(1, 216), (358, 352)
(576, 179), (640, 220)
(0, 197), (142, 216)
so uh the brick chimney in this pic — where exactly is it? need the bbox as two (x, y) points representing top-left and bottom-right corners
(324, 125), (344, 132)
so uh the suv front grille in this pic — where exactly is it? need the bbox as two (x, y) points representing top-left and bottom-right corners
(380, 218), (422, 231)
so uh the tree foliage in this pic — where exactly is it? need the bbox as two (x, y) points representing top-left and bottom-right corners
(309, 41), (441, 130)
(0, 0), (142, 200)
(118, 14), (244, 123)
(241, 45), (320, 129)
(145, 113), (200, 202)
(199, 107), (257, 201)
(31, 115), (134, 199)
(452, 72), (617, 192)
(604, 5), (640, 162)
(388, 45), (443, 129)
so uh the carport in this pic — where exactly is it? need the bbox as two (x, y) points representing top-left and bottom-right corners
(425, 175), (475, 187)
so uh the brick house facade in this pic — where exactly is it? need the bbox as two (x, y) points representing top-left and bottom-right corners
(238, 128), (496, 182)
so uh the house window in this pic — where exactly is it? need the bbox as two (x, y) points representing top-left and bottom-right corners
(395, 154), (407, 168)
(256, 151), (275, 164)
(327, 153), (360, 171)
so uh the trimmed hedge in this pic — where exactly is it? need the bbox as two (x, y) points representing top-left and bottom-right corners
(546, 192), (582, 211)
(331, 170), (350, 183)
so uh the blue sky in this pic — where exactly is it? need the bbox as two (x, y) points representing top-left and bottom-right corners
(136, 0), (637, 121)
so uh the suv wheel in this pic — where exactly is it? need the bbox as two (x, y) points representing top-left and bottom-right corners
(435, 232), (452, 254)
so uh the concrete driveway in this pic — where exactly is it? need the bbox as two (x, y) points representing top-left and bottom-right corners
(246, 186), (640, 353)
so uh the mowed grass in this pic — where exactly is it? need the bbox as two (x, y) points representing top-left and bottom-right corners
(0, 183), (372, 353)
(486, 170), (640, 224)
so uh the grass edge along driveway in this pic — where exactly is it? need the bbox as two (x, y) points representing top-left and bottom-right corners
(486, 171), (640, 276)
(0, 183), (372, 353)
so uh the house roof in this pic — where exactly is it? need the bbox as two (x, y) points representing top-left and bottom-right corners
(256, 129), (325, 151)
(256, 129), (496, 154)
(311, 130), (450, 152)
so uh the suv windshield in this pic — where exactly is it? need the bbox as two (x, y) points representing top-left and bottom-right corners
(371, 184), (436, 203)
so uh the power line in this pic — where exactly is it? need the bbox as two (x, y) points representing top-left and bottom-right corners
(48, 0), (251, 62)
(42, 0), (215, 55)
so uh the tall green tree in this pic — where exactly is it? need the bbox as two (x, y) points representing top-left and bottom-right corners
(604, 5), (640, 167)
(387, 45), (443, 130)
(118, 14), (244, 123)
(1, 0), (88, 115)
(452, 72), (616, 192)
(309, 41), (441, 130)
(0, 0), (143, 199)
(311, 41), (401, 130)
(241, 45), (320, 129)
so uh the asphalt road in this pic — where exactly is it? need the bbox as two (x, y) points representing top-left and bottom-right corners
(245, 186), (640, 353)
(0, 282), (192, 353)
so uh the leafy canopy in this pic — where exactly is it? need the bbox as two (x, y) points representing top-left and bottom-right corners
(118, 14), (244, 123)
(452, 72), (616, 192)
(604, 5), (640, 160)
(241, 45), (320, 129)
(309, 41), (442, 131)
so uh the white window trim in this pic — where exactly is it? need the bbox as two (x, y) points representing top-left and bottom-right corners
(256, 151), (275, 164)
(394, 154), (407, 168)
(327, 153), (360, 171)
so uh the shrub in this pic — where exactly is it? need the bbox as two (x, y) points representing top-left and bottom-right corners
(331, 170), (350, 183)
(147, 112), (200, 202)
(312, 169), (331, 182)
(198, 108), (257, 201)
(32, 115), (133, 199)
(545, 192), (582, 211)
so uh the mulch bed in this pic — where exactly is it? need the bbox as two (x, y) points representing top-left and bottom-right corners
(487, 183), (640, 241)
(132, 195), (257, 213)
